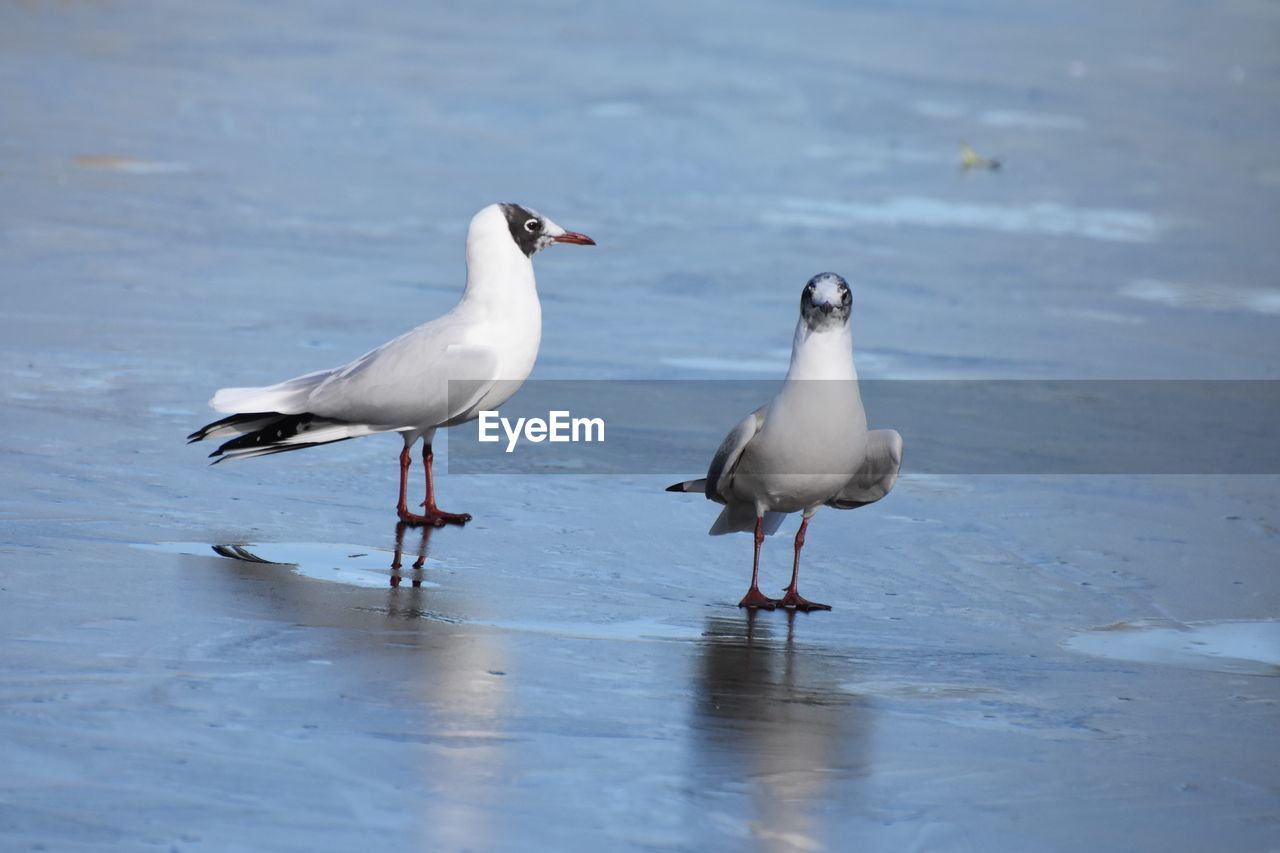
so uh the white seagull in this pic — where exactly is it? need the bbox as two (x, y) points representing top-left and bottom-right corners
(188, 203), (595, 526)
(667, 273), (903, 611)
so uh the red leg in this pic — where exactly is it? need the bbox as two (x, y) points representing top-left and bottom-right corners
(419, 444), (471, 525)
(396, 446), (441, 526)
(778, 516), (831, 611)
(396, 444), (471, 526)
(738, 516), (778, 609)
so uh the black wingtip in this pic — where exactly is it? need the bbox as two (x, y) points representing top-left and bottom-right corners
(186, 412), (280, 446)
(665, 482), (684, 492)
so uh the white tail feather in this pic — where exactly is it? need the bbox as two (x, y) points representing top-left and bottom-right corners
(210, 368), (334, 415)
(709, 505), (788, 536)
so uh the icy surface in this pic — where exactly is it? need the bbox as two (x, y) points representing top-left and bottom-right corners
(2, 0), (1278, 851)
(1067, 620), (1280, 676)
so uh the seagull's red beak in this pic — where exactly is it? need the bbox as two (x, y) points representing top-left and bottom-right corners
(552, 231), (596, 246)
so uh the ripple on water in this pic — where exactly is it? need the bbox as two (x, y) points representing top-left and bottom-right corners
(763, 196), (1162, 243)
(1120, 278), (1280, 316)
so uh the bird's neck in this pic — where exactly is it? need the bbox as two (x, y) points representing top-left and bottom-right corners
(460, 233), (539, 314)
(786, 321), (857, 381)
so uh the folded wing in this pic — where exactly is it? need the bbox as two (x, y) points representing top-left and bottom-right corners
(826, 428), (903, 509)
(703, 405), (767, 502)
(193, 321), (503, 462)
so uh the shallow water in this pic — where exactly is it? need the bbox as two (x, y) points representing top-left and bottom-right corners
(2, 0), (1279, 850)
(1067, 620), (1280, 677)
(138, 541), (449, 589)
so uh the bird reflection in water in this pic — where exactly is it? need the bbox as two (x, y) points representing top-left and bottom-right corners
(693, 610), (870, 850)
(390, 520), (435, 588)
(211, 522), (441, 590)
(209, 527), (507, 851)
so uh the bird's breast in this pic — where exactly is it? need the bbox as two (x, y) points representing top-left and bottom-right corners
(461, 306), (542, 415)
(731, 387), (868, 512)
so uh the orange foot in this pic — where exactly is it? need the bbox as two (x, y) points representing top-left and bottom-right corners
(397, 509), (445, 528)
(738, 586), (779, 610)
(778, 589), (831, 612)
(420, 503), (472, 526)
(397, 508), (471, 527)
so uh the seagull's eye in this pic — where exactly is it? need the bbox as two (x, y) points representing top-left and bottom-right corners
(524, 218), (539, 233)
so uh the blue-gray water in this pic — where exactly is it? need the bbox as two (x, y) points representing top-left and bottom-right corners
(2, 1), (1278, 851)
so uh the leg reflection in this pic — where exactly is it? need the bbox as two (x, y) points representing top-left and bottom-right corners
(692, 610), (870, 850)
(390, 520), (434, 588)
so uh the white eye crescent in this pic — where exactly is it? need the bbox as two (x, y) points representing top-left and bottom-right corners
(524, 218), (539, 233)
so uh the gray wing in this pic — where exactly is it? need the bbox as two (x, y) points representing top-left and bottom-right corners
(704, 405), (767, 503)
(212, 308), (501, 430)
(305, 342), (500, 428)
(826, 429), (903, 509)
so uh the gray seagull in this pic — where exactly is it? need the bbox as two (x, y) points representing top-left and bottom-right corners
(667, 273), (903, 611)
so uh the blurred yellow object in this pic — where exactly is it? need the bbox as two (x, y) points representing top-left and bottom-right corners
(960, 143), (1001, 172)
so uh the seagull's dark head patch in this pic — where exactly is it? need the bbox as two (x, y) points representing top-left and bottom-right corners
(800, 272), (852, 330)
(499, 203), (545, 257)
(498, 203), (596, 257)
